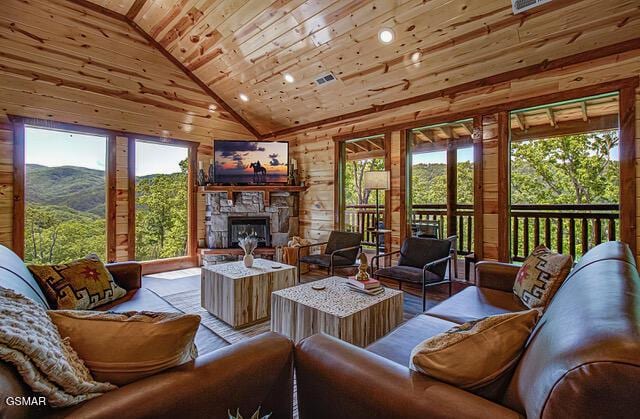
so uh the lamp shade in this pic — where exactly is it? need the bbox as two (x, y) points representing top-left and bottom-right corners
(363, 170), (390, 190)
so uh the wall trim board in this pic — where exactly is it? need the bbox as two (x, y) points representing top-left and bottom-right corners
(106, 134), (117, 262)
(619, 85), (637, 256)
(497, 112), (510, 262)
(127, 136), (136, 260)
(472, 116), (484, 261)
(11, 122), (25, 259)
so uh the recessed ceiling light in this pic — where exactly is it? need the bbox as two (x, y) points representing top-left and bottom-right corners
(239, 93), (249, 102)
(411, 51), (422, 63)
(283, 73), (295, 83)
(378, 27), (395, 44)
(208, 104), (217, 112)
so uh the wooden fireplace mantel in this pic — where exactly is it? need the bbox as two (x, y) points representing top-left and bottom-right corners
(197, 185), (308, 206)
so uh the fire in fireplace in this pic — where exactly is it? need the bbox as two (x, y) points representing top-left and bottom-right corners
(228, 216), (271, 248)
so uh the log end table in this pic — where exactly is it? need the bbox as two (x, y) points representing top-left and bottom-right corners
(201, 258), (296, 328)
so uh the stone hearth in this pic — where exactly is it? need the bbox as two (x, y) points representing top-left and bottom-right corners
(204, 192), (298, 250)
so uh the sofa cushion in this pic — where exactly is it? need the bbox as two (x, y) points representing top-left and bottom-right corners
(0, 245), (50, 308)
(410, 309), (541, 390)
(367, 314), (458, 366)
(27, 256), (127, 310)
(513, 245), (572, 309)
(49, 310), (200, 386)
(426, 286), (526, 324)
(374, 265), (443, 284)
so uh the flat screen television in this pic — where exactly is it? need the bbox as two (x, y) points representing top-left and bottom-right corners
(213, 140), (289, 185)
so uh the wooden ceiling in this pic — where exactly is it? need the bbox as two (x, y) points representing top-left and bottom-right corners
(23, 0), (640, 137)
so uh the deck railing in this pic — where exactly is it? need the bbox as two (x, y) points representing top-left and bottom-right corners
(344, 203), (618, 260)
(510, 203), (619, 261)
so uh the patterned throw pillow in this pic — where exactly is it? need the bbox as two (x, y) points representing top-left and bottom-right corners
(49, 310), (200, 386)
(513, 245), (573, 309)
(27, 256), (127, 310)
(410, 309), (541, 390)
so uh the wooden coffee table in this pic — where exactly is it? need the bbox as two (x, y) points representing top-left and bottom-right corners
(271, 277), (403, 347)
(201, 259), (296, 329)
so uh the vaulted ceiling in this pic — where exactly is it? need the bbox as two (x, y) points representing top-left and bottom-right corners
(72, 0), (640, 136)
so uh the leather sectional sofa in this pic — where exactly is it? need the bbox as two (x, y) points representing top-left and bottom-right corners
(295, 241), (640, 418)
(0, 245), (293, 418)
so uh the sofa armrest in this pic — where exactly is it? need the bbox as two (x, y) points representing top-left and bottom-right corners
(56, 332), (294, 419)
(106, 262), (142, 291)
(295, 334), (520, 419)
(475, 261), (520, 292)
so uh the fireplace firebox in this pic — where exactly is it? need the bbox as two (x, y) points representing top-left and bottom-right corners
(228, 216), (271, 248)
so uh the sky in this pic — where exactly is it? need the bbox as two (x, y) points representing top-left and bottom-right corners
(214, 141), (288, 175)
(412, 147), (473, 165)
(24, 126), (188, 175)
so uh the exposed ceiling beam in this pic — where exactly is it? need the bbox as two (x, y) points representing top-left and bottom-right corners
(580, 102), (589, 121)
(366, 139), (383, 150)
(349, 141), (369, 152)
(65, 0), (262, 139)
(415, 131), (430, 143)
(460, 121), (474, 135)
(546, 108), (556, 127)
(126, 0), (148, 20)
(513, 113), (526, 131)
(265, 38), (640, 138)
(439, 126), (454, 139)
(511, 113), (618, 142)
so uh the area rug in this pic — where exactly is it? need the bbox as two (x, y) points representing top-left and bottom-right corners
(159, 288), (271, 345)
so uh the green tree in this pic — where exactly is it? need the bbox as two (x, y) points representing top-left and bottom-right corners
(135, 159), (188, 260)
(511, 131), (619, 204)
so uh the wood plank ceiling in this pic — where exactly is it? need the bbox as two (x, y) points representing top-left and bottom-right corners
(58, 0), (640, 136)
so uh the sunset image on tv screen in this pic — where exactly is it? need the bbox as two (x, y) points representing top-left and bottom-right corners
(214, 140), (288, 184)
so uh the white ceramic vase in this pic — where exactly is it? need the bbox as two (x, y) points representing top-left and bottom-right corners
(243, 253), (254, 268)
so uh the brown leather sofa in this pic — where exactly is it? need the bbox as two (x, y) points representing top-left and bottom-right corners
(295, 241), (640, 418)
(0, 245), (294, 418)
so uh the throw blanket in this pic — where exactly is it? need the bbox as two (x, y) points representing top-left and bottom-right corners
(0, 287), (116, 407)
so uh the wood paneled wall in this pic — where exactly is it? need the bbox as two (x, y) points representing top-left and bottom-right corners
(285, 52), (640, 262)
(0, 126), (12, 248)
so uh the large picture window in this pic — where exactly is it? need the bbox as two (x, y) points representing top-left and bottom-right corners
(134, 140), (190, 261)
(24, 126), (107, 264)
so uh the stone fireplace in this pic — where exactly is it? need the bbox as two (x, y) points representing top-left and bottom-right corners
(204, 191), (298, 250)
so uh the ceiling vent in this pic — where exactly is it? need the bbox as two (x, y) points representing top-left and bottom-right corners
(512, 0), (552, 14)
(314, 72), (337, 86)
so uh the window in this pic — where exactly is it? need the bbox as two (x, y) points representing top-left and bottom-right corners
(408, 119), (475, 260)
(509, 93), (620, 261)
(338, 135), (386, 250)
(24, 126), (107, 264)
(134, 140), (190, 261)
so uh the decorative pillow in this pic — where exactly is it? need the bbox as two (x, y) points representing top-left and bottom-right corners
(410, 309), (541, 390)
(27, 255), (127, 310)
(513, 245), (573, 309)
(49, 310), (200, 386)
(0, 287), (116, 407)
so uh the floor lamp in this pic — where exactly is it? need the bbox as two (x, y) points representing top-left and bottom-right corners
(364, 170), (391, 255)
